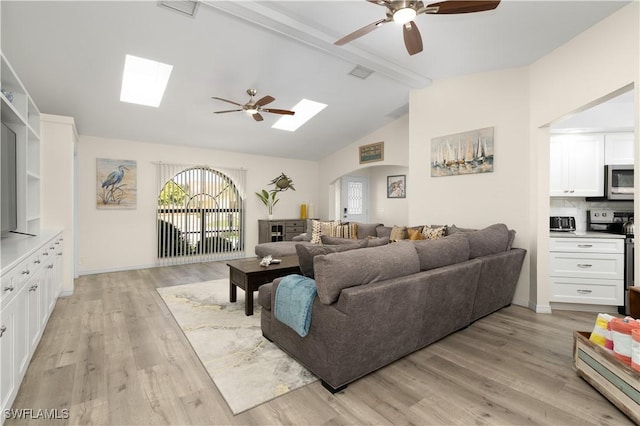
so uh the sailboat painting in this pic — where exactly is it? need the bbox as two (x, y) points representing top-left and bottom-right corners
(430, 127), (494, 177)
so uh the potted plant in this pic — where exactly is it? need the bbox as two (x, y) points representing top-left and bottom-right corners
(256, 189), (279, 219)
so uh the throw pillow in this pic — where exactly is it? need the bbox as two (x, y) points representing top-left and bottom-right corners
(389, 225), (408, 242)
(310, 220), (341, 244)
(329, 222), (358, 239)
(422, 225), (447, 240)
(407, 226), (424, 240)
(295, 241), (367, 278)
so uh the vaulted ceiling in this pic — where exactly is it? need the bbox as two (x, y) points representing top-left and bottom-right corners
(1, 1), (630, 160)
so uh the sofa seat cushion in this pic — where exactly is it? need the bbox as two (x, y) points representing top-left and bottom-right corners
(314, 242), (420, 305)
(296, 240), (368, 278)
(413, 234), (470, 271)
(467, 223), (510, 258)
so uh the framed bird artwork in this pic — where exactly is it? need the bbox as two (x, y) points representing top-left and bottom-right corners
(96, 158), (137, 209)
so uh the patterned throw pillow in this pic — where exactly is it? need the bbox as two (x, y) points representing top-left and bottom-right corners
(329, 222), (358, 239)
(389, 225), (408, 242)
(310, 220), (343, 244)
(422, 225), (447, 240)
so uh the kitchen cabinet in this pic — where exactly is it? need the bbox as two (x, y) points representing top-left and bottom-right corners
(549, 237), (624, 305)
(550, 134), (604, 197)
(604, 132), (634, 165)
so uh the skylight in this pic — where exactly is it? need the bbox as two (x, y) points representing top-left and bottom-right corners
(120, 55), (173, 107)
(272, 99), (327, 132)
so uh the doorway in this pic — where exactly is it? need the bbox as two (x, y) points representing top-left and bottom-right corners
(340, 175), (369, 223)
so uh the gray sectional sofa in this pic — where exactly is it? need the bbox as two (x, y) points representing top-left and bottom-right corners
(254, 221), (389, 258)
(258, 223), (526, 392)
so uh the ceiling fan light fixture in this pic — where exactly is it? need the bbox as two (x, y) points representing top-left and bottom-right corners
(245, 107), (258, 115)
(393, 7), (417, 25)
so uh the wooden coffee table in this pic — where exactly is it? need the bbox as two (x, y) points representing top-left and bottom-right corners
(226, 256), (301, 316)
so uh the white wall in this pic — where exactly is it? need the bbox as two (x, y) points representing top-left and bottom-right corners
(318, 115), (409, 224)
(529, 2), (639, 312)
(40, 114), (77, 295)
(77, 135), (319, 274)
(408, 67), (531, 306)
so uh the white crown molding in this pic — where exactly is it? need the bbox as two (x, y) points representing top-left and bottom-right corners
(201, 0), (432, 89)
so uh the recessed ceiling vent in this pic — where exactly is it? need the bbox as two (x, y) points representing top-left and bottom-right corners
(158, 1), (199, 17)
(349, 65), (374, 80)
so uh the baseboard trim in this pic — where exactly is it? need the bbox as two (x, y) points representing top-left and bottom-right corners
(59, 289), (74, 297)
(530, 302), (552, 314)
(78, 263), (157, 276)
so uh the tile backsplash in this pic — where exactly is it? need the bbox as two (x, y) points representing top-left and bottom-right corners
(550, 198), (633, 232)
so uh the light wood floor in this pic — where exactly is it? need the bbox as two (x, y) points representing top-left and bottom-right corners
(6, 261), (634, 425)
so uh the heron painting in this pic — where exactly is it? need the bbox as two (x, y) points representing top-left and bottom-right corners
(96, 158), (137, 209)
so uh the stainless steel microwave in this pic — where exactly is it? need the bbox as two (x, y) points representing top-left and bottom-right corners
(607, 165), (634, 200)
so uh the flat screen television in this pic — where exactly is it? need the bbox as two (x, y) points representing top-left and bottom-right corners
(1, 122), (18, 236)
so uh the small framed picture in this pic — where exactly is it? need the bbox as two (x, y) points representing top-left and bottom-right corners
(387, 175), (406, 198)
(359, 141), (384, 164)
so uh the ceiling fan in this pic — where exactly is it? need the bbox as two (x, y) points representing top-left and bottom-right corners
(212, 89), (295, 122)
(335, 0), (501, 56)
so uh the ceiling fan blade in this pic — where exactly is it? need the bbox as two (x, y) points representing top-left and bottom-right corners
(211, 96), (243, 107)
(255, 95), (275, 107)
(262, 108), (295, 116)
(252, 113), (264, 122)
(335, 17), (390, 46)
(214, 109), (243, 114)
(424, 1), (500, 14)
(403, 21), (423, 56)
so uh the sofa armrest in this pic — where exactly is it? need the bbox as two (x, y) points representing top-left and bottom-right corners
(292, 234), (306, 242)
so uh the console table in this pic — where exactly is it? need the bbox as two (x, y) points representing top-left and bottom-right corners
(258, 219), (308, 243)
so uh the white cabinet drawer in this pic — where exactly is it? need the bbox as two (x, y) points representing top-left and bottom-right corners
(549, 238), (624, 254)
(550, 277), (623, 305)
(550, 252), (623, 280)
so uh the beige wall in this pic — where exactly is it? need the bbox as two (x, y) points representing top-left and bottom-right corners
(408, 67), (531, 306)
(318, 115), (409, 223)
(77, 135), (319, 274)
(529, 2), (639, 312)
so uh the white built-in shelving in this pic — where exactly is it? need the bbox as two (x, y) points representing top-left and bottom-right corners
(1, 52), (41, 235)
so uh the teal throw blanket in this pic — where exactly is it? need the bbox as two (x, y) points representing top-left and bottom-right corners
(274, 274), (317, 337)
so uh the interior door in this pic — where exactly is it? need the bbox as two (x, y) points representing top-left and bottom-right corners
(341, 176), (368, 223)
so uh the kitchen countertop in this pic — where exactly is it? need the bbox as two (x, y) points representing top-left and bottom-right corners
(550, 231), (627, 239)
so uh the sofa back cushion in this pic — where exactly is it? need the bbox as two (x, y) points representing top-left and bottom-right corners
(314, 242), (420, 304)
(295, 240), (367, 278)
(353, 222), (383, 239)
(413, 234), (470, 271)
(467, 223), (510, 258)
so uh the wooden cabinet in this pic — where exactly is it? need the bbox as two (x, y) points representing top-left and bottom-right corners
(258, 219), (308, 243)
(550, 237), (624, 305)
(1, 52), (41, 235)
(604, 133), (634, 165)
(0, 231), (63, 421)
(550, 134), (604, 197)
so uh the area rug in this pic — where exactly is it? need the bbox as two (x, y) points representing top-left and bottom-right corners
(156, 279), (317, 414)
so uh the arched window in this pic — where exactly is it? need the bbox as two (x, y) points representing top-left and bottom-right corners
(156, 165), (245, 265)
